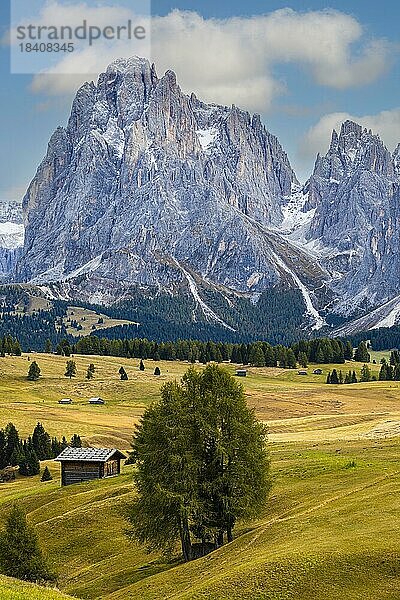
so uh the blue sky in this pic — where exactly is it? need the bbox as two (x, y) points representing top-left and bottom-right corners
(0, 0), (399, 202)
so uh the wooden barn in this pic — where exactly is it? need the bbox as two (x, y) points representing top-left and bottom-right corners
(55, 447), (126, 487)
(236, 369), (247, 377)
(89, 397), (105, 405)
(58, 398), (73, 405)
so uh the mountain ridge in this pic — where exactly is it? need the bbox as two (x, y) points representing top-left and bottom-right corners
(1, 56), (399, 339)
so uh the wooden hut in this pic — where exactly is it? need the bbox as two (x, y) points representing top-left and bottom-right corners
(236, 369), (247, 377)
(89, 397), (105, 405)
(55, 447), (126, 486)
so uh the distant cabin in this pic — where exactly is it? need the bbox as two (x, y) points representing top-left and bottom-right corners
(89, 397), (105, 405)
(55, 447), (126, 487)
(236, 369), (247, 377)
(313, 369), (323, 375)
(58, 398), (73, 405)
(298, 370), (308, 375)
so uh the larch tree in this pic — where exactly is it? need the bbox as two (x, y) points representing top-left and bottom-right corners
(354, 342), (370, 363)
(65, 360), (77, 380)
(27, 361), (41, 381)
(0, 504), (55, 582)
(126, 364), (270, 561)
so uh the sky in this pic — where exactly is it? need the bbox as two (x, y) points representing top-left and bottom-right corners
(0, 0), (399, 203)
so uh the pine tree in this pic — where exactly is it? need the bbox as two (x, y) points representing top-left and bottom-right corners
(45, 339), (52, 354)
(354, 342), (370, 363)
(13, 341), (22, 356)
(352, 371), (358, 383)
(86, 367), (94, 380)
(344, 341), (354, 360)
(248, 343), (265, 367)
(27, 361), (41, 381)
(139, 360), (145, 371)
(40, 466), (53, 482)
(330, 369), (339, 384)
(379, 364), (387, 380)
(0, 504), (55, 582)
(65, 360), (77, 379)
(286, 349), (297, 369)
(127, 365), (270, 560)
(326, 372), (331, 384)
(360, 364), (372, 382)
(316, 346), (325, 363)
(119, 367), (128, 380)
(264, 346), (276, 367)
(19, 439), (40, 477)
(344, 371), (352, 384)
(0, 429), (6, 470)
(70, 434), (82, 448)
(154, 366), (161, 376)
(390, 350), (400, 366)
(298, 352), (308, 368)
(4, 423), (21, 466)
(32, 423), (52, 460)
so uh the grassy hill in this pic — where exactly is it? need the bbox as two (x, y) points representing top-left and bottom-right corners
(63, 306), (136, 338)
(0, 353), (400, 599)
(1, 352), (400, 446)
(0, 576), (75, 600)
(1, 441), (399, 599)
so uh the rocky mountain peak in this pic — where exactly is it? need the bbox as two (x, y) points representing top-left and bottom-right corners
(6, 57), (400, 337)
(14, 56), (299, 298)
(393, 143), (400, 174)
(299, 119), (400, 319)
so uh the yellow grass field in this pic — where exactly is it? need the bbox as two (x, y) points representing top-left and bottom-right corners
(0, 353), (399, 599)
(63, 307), (136, 338)
(1, 353), (399, 447)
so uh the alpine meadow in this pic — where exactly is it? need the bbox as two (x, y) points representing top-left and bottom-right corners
(1, 1), (400, 599)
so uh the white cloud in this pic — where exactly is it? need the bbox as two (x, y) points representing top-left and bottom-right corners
(301, 108), (400, 161)
(21, 5), (394, 114)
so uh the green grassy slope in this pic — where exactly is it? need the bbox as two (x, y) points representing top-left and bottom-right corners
(1, 441), (399, 599)
(0, 465), (168, 599)
(0, 576), (75, 600)
(106, 439), (400, 600)
(1, 353), (400, 598)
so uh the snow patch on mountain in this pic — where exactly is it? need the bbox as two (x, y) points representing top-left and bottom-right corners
(65, 255), (104, 280)
(0, 223), (24, 249)
(102, 118), (125, 159)
(172, 257), (236, 331)
(278, 187), (315, 236)
(371, 299), (400, 329)
(196, 128), (218, 154)
(269, 249), (326, 330)
(333, 293), (400, 336)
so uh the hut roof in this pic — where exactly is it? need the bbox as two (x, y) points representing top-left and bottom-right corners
(55, 447), (126, 463)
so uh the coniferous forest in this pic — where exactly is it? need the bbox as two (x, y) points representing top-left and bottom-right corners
(0, 285), (399, 356)
(0, 422), (82, 475)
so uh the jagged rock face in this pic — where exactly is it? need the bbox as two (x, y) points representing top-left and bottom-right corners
(0, 200), (24, 279)
(16, 57), (300, 299)
(303, 120), (400, 316)
(10, 57), (400, 333)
